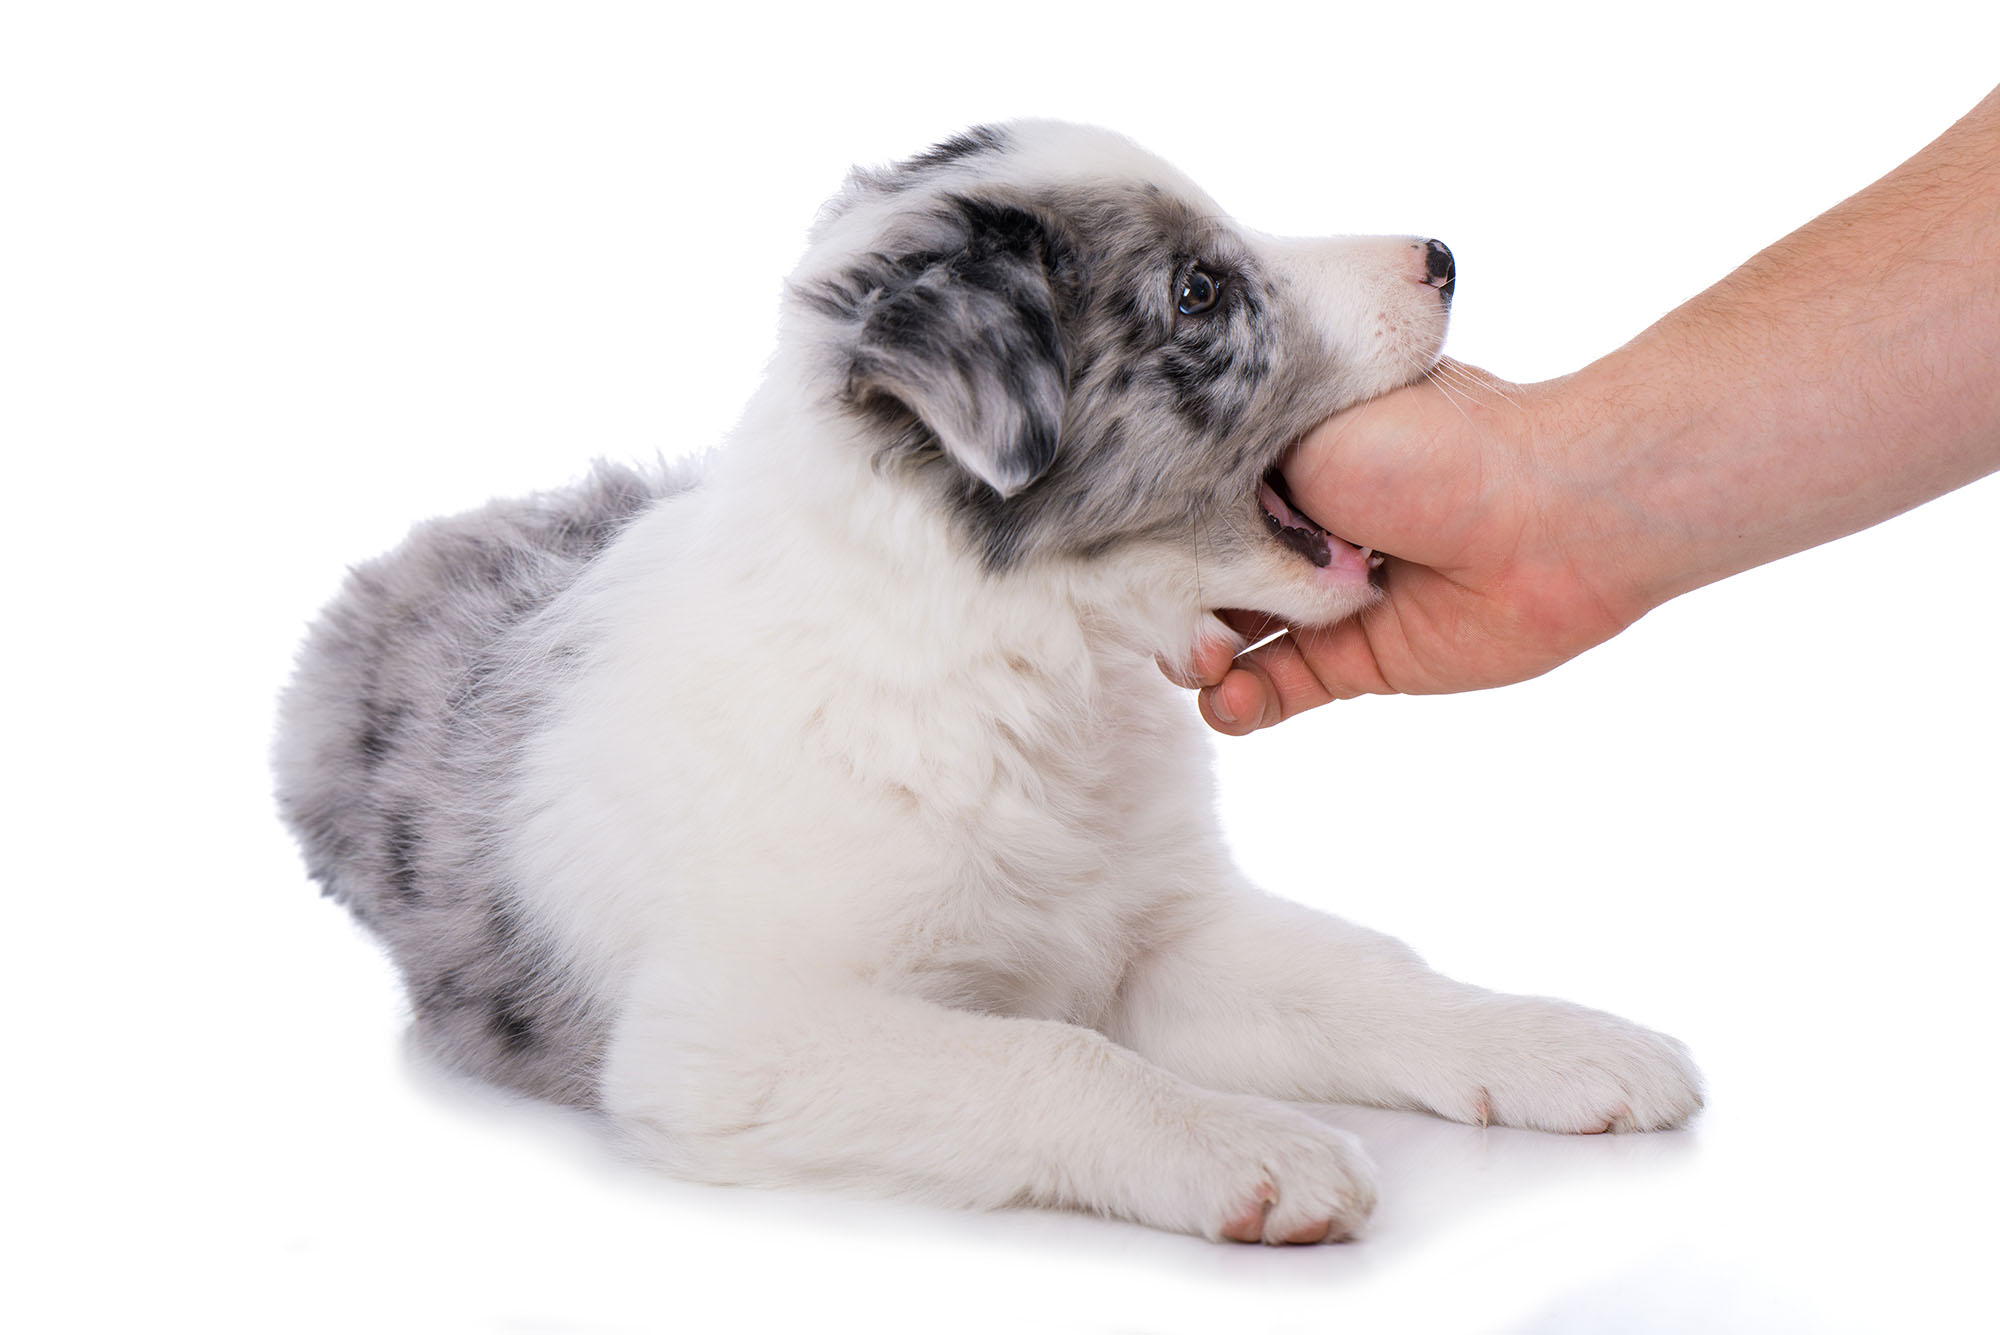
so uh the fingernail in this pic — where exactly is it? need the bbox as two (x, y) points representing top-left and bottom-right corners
(1204, 687), (1236, 724)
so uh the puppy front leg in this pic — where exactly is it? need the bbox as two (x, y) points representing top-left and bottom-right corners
(1105, 892), (1703, 1134)
(604, 979), (1376, 1243)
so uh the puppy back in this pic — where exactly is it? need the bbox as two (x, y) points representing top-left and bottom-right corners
(272, 459), (689, 1103)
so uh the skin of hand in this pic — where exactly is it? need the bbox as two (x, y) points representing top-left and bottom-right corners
(1182, 369), (1639, 730)
(1188, 83), (2000, 735)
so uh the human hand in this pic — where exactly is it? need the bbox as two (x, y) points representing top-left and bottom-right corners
(1185, 364), (1646, 734)
(1184, 85), (2000, 736)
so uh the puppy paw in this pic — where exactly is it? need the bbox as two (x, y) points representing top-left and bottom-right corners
(1436, 996), (1704, 1135)
(1173, 1095), (1378, 1244)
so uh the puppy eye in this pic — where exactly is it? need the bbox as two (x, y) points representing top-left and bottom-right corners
(1176, 267), (1222, 317)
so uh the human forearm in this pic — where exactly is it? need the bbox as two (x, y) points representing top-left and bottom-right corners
(1556, 83), (2000, 616)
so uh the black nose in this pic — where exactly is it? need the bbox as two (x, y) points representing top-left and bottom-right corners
(1425, 239), (1455, 302)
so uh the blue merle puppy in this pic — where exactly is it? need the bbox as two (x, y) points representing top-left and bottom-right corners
(276, 122), (1700, 1245)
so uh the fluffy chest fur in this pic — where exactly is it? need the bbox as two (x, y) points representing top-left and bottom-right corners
(504, 412), (1223, 1028)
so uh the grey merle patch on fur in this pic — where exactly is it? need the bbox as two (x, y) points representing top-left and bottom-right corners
(275, 461), (688, 1107)
(810, 194), (1071, 499)
(834, 124), (1016, 204)
(798, 169), (1346, 573)
(901, 125), (1011, 174)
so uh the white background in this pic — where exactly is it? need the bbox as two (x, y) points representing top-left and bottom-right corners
(6, 3), (1998, 1332)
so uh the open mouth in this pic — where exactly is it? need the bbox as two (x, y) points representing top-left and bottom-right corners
(1257, 466), (1382, 573)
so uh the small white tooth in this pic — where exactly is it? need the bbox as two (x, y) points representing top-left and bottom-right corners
(1369, 553), (1386, 568)
(1357, 547), (1373, 561)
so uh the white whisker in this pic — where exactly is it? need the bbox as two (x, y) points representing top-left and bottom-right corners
(1433, 358), (1523, 410)
(1189, 499), (1205, 608)
(1423, 364), (1475, 421)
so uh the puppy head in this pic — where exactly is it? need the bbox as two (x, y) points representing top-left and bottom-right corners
(788, 122), (1451, 648)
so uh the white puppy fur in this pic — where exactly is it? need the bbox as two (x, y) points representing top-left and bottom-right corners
(275, 122), (1702, 1245)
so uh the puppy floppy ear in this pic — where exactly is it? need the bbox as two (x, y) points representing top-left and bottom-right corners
(843, 200), (1068, 498)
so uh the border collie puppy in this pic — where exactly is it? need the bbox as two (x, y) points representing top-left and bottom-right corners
(276, 122), (1700, 1245)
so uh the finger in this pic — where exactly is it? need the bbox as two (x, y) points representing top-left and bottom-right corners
(1282, 616), (1397, 704)
(1198, 662), (1280, 734)
(1240, 628), (1368, 721)
(1199, 635), (1329, 733)
(1199, 608), (1407, 733)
